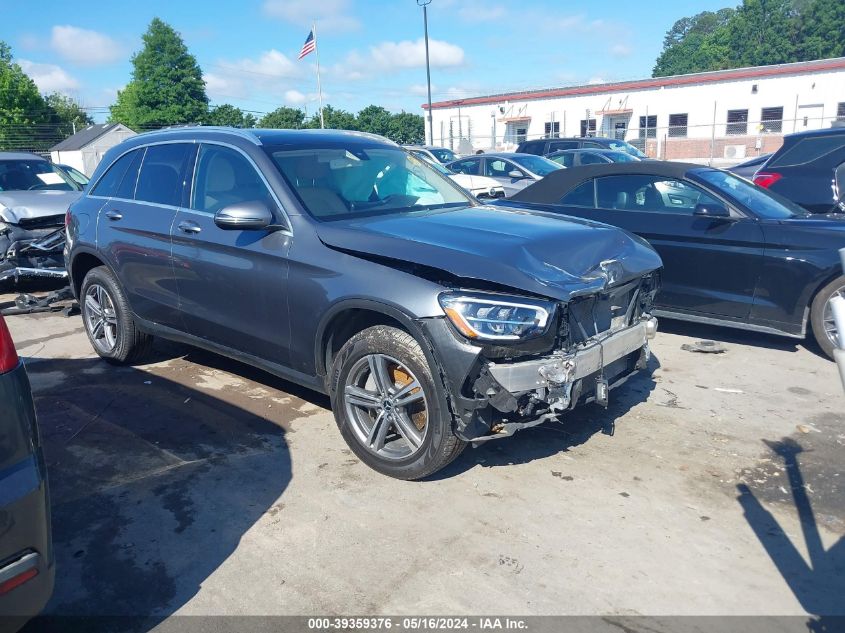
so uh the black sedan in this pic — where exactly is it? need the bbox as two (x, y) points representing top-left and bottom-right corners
(0, 315), (53, 627)
(497, 162), (845, 358)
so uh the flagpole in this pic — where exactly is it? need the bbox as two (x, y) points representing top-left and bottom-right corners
(314, 21), (325, 129)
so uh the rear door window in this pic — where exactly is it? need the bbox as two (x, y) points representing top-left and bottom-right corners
(134, 143), (192, 207)
(580, 152), (608, 165)
(768, 134), (845, 168)
(549, 140), (577, 152)
(91, 149), (139, 197)
(450, 158), (480, 175)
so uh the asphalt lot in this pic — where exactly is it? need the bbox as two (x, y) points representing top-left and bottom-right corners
(3, 285), (844, 622)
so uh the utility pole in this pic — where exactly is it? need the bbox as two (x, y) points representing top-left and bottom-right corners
(418, 0), (434, 145)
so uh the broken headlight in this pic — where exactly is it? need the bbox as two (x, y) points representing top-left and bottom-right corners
(439, 292), (556, 341)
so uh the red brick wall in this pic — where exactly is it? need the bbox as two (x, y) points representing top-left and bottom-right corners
(644, 135), (784, 160)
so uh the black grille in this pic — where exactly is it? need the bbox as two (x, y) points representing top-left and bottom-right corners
(566, 280), (640, 344)
(17, 215), (64, 230)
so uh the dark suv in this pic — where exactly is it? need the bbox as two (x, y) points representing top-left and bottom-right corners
(517, 137), (647, 160)
(66, 127), (661, 479)
(753, 127), (845, 214)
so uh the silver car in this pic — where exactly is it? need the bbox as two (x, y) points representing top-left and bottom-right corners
(447, 152), (562, 197)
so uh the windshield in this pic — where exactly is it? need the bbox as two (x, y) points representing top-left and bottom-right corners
(694, 169), (807, 219)
(429, 147), (457, 163)
(0, 159), (81, 192)
(510, 154), (562, 177)
(266, 144), (472, 221)
(57, 164), (90, 187)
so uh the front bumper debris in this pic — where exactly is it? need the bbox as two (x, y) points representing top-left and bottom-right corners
(0, 227), (67, 283)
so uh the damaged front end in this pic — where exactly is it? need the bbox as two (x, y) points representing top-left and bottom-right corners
(0, 215), (67, 284)
(420, 273), (660, 443)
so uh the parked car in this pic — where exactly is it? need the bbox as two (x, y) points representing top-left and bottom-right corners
(499, 161), (845, 358)
(408, 151), (504, 199)
(54, 163), (90, 188)
(517, 137), (648, 160)
(67, 128), (661, 479)
(0, 152), (80, 284)
(402, 145), (459, 164)
(0, 315), (54, 627)
(753, 127), (845, 214)
(447, 152), (562, 197)
(727, 153), (772, 180)
(548, 149), (641, 168)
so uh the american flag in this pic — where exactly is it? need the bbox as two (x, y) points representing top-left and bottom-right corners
(298, 30), (316, 60)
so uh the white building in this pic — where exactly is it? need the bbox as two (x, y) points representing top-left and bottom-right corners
(423, 57), (845, 162)
(50, 123), (136, 176)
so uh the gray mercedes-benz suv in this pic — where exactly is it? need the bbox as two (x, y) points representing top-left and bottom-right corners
(66, 127), (661, 479)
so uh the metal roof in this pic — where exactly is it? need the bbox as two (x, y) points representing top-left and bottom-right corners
(50, 123), (123, 151)
(424, 57), (845, 110)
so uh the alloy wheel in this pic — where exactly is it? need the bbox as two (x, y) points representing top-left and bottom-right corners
(822, 285), (845, 350)
(84, 284), (119, 354)
(343, 353), (429, 460)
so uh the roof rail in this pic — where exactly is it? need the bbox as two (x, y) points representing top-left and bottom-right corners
(132, 125), (262, 145)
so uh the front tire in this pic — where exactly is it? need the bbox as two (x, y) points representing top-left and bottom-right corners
(810, 275), (845, 360)
(329, 325), (465, 480)
(80, 266), (153, 364)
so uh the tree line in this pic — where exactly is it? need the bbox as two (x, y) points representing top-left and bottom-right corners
(0, 18), (424, 153)
(653, 0), (845, 77)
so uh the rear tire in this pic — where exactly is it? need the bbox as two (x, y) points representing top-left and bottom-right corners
(329, 325), (465, 480)
(810, 275), (845, 360)
(80, 266), (153, 364)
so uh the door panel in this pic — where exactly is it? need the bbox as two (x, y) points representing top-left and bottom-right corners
(171, 143), (292, 364)
(586, 175), (765, 318)
(96, 144), (191, 327)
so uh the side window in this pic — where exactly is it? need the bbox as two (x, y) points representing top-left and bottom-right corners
(549, 141), (577, 152)
(579, 152), (607, 165)
(192, 144), (273, 213)
(450, 159), (480, 175)
(583, 142), (605, 149)
(560, 181), (595, 206)
(556, 153), (574, 168)
(486, 159), (518, 178)
(115, 149), (144, 200)
(596, 175), (719, 214)
(768, 135), (845, 168)
(91, 149), (138, 197)
(135, 143), (192, 207)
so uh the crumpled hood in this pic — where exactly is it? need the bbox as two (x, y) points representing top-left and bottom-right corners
(0, 190), (81, 224)
(316, 205), (663, 301)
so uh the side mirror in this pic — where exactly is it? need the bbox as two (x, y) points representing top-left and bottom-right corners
(508, 169), (525, 180)
(693, 202), (731, 218)
(214, 201), (275, 230)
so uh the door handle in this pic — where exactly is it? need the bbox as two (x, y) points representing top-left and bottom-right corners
(177, 220), (202, 234)
(105, 210), (123, 221)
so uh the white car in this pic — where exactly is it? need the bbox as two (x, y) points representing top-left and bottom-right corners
(408, 150), (505, 199)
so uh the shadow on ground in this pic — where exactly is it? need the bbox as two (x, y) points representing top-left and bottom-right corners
(738, 436), (845, 629)
(20, 356), (292, 630)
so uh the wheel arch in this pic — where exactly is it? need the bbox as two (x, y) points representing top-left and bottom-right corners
(69, 248), (108, 297)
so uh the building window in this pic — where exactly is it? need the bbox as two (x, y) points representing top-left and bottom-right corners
(726, 109), (748, 135)
(544, 121), (560, 138)
(761, 106), (783, 133)
(638, 115), (657, 139)
(580, 118), (596, 137)
(837, 102), (845, 121)
(668, 113), (688, 138)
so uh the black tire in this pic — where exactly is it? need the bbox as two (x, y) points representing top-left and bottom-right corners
(329, 325), (465, 480)
(810, 274), (845, 360)
(80, 266), (153, 364)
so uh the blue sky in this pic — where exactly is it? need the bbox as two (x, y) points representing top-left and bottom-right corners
(4, 0), (730, 122)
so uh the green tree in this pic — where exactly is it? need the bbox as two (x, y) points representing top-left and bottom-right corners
(356, 105), (392, 137)
(653, 9), (735, 76)
(796, 0), (845, 60)
(45, 93), (94, 137)
(386, 112), (424, 144)
(0, 41), (49, 150)
(205, 103), (251, 127)
(257, 106), (305, 129)
(305, 105), (358, 130)
(722, 0), (798, 67)
(109, 18), (208, 128)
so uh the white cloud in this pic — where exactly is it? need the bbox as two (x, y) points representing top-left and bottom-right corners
(369, 38), (464, 70)
(284, 89), (307, 105)
(50, 25), (122, 65)
(587, 77), (606, 85)
(457, 2), (507, 22)
(18, 59), (79, 93)
(205, 50), (302, 99)
(409, 83), (438, 97)
(262, 0), (360, 32)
